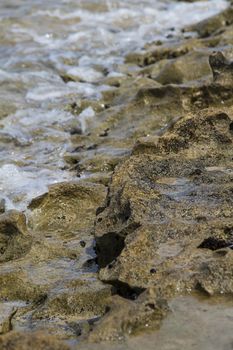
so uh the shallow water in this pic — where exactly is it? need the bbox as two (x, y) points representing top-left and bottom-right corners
(77, 295), (233, 350)
(0, 0), (228, 210)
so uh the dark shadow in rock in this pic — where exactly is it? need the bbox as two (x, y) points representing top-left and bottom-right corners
(96, 222), (141, 268)
(0, 210), (32, 263)
(82, 258), (98, 273)
(95, 232), (125, 268)
(109, 280), (146, 300)
(209, 51), (233, 85)
(198, 237), (232, 251)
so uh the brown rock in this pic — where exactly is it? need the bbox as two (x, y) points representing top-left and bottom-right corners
(95, 108), (233, 299)
(0, 210), (31, 262)
(0, 332), (70, 350)
(89, 290), (169, 342)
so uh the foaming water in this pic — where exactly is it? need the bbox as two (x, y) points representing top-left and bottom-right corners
(0, 0), (228, 210)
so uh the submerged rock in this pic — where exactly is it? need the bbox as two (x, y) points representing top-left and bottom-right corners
(0, 332), (70, 350)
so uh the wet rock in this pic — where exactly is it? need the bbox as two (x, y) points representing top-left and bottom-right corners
(64, 50), (231, 187)
(32, 278), (112, 320)
(0, 101), (16, 120)
(0, 332), (70, 350)
(125, 41), (187, 66)
(125, 38), (209, 67)
(66, 99), (106, 116)
(95, 108), (233, 298)
(198, 236), (233, 250)
(155, 51), (211, 84)
(0, 180), (111, 342)
(185, 6), (233, 38)
(29, 181), (107, 234)
(65, 75), (172, 180)
(0, 199), (5, 214)
(0, 305), (17, 334)
(89, 289), (169, 342)
(0, 270), (45, 301)
(0, 181), (110, 342)
(0, 210), (32, 262)
(2, 2), (233, 346)
(209, 51), (233, 86)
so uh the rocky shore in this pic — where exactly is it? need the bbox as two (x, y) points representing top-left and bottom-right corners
(0, 2), (233, 349)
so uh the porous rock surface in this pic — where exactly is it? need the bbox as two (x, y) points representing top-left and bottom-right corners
(91, 11), (233, 341)
(1, 3), (233, 349)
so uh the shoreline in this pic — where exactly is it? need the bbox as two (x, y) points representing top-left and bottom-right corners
(0, 2), (233, 349)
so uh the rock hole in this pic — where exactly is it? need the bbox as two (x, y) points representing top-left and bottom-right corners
(224, 226), (233, 235)
(229, 121), (233, 132)
(145, 303), (156, 310)
(95, 232), (125, 268)
(105, 305), (111, 313)
(80, 240), (86, 248)
(110, 280), (145, 300)
(96, 223), (141, 268)
(198, 237), (232, 251)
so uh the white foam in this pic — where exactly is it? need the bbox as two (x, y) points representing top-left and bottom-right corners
(0, 0), (228, 210)
(0, 164), (71, 211)
(66, 66), (103, 83)
(1, 108), (74, 132)
(79, 107), (95, 133)
(66, 81), (103, 99)
(26, 84), (76, 101)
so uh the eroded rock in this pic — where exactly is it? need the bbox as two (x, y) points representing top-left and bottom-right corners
(185, 6), (233, 38)
(0, 210), (31, 262)
(155, 50), (211, 84)
(89, 289), (169, 342)
(95, 108), (233, 300)
(0, 332), (70, 350)
(209, 51), (233, 85)
(1, 3), (233, 348)
(29, 181), (107, 234)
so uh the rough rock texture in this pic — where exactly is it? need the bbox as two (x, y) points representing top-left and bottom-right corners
(88, 289), (169, 342)
(95, 106), (233, 293)
(0, 210), (31, 262)
(0, 182), (112, 343)
(0, 332), (70, 350)
(29, 181), (107, 234)
(92, 45), (233, 340)
(1, 3), (233, 349)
